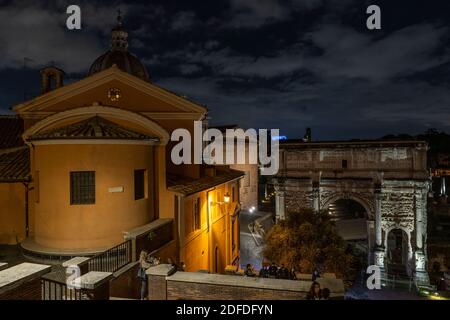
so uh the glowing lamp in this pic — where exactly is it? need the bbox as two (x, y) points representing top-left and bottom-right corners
(224, 192), (231, 203)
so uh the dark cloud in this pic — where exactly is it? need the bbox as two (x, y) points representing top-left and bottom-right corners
(0, 0), (450, 140)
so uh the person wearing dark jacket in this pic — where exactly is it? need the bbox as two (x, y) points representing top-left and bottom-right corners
(290, 268), (297, 280)
(268, 262), (278, 278)
(277, 264), (290, 279)
(321, 288), (330, 300)
(312, 268), (320, 281)
(259, 266), (268, 278)
(244, 263), (256, 277)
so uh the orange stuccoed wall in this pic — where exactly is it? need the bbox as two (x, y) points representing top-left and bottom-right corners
(180, 180), (240, 273)
(30, 143), (156, 251)
(0, 183), (26, 244)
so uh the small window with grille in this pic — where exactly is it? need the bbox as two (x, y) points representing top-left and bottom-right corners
(70, 171), (95, 205)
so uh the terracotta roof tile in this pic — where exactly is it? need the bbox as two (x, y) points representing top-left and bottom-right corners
(167, 169), (245, 196)
(0, 116), (24, 149)
(0, 146), (30, 182)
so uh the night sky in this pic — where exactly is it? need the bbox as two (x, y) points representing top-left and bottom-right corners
(1, 0), (450, 140)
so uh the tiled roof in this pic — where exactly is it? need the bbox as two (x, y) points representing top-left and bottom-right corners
(28, 116), (159, 142)
(0, 115), (24, 149)
(167, 169), (245, 196)
(0, 146), (30, 182)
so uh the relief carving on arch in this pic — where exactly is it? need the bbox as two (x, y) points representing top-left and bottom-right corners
(284, 190), (314, 212)
(380, 191), (416, 232)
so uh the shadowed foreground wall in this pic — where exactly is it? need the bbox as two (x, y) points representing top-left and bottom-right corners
(147, 265), (344, 300)
(0, 183), (25, 244)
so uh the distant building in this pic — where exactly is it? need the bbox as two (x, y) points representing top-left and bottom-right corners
(211, 125), (259, 211)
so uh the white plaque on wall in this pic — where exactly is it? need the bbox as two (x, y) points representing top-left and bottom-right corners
(108, 186), (124, 193)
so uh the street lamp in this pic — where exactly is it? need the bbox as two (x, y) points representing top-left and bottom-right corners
(224, 192), (230, 204)
(210, 192), (231, 206)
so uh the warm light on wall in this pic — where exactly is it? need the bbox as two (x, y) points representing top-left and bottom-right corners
(211, 192), (231, 206)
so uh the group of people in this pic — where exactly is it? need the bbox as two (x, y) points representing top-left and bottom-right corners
(244, 262), (297, 280)
(139, 253), (333, 300)
(244, 262), (332, 300)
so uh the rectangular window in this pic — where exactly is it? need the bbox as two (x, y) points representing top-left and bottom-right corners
(70, 171), (95, 205)
(342, 159), (348, 169)
(134, 169), (147, 200)
(193, 197), (201, 230)
(232, 186), (236, 203)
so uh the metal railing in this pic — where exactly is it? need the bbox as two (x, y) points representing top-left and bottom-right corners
(381, 274), (415, 292)
(85, 239), (132, 273)
(135, 220), (173, 257)
(41, 276), (86, 300)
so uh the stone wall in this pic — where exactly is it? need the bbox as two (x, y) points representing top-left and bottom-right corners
(0, 277), (41, 300)
(147, 265), (345, 300)
(110, 262), (141, 299)
(0, 262), (51, 300)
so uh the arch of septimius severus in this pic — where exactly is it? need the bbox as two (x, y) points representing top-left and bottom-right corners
(271, 139), (430, 285)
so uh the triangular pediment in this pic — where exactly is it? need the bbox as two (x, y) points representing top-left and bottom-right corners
(13, 66), (207, 116)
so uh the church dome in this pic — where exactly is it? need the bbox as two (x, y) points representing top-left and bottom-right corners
(88, 13), (150, 81)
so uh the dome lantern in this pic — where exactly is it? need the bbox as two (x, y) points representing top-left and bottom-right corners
(87, 11), (150, 81)
(111, 10), (128, 52)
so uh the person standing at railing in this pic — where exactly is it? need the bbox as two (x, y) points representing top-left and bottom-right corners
(138, 250), (151, 300)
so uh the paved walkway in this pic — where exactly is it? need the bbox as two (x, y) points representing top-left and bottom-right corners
(345, 273), (430, 300)
(239, 209), (273, 270)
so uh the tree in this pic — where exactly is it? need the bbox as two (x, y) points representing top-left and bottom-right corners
(263, 208), (353, 279)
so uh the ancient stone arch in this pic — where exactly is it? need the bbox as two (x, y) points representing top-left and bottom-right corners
(271, 140), (431, 285)
(320, 191), (375, 220)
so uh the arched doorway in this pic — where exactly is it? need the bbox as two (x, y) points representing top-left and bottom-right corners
(386, 229), (409, 275)
(327, 199), (368, 240)
(327, 198), (370, 270)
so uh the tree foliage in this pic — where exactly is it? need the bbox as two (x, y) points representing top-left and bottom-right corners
(263, 208), (353, 278)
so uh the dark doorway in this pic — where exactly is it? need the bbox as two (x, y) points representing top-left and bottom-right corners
(387, 229), (409, 275)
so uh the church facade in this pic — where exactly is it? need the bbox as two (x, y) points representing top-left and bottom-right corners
(0, 16), (242, 274)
